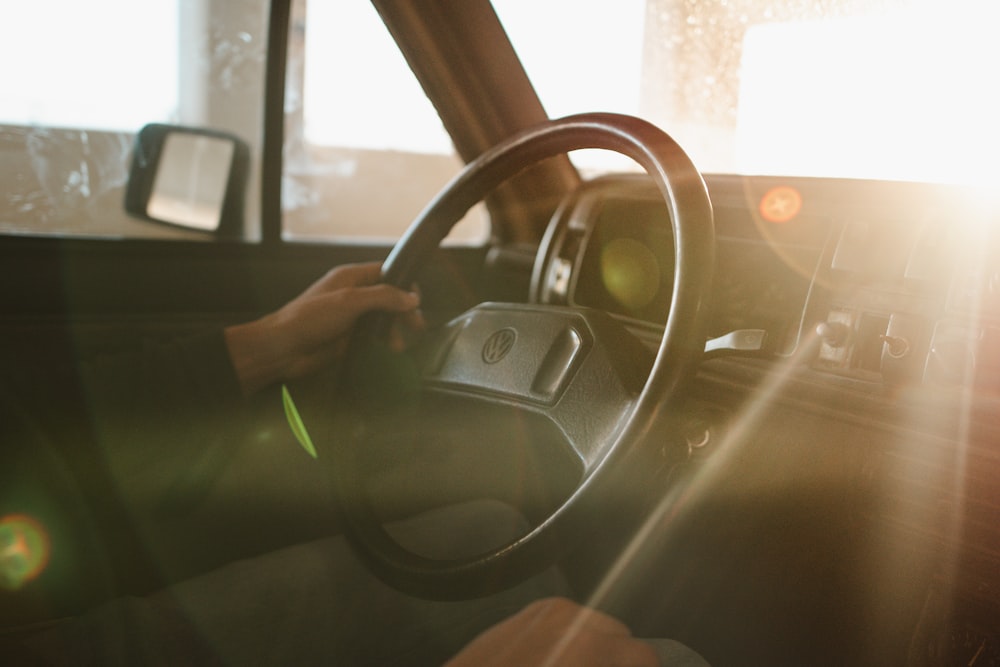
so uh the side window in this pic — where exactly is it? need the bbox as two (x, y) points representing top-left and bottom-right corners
(0, 0), (268, 241)
(282, 1), (488, 245)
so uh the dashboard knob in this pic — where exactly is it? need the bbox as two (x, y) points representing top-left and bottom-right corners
(816, 321), (851, 347)
(880, 334), (910, 359)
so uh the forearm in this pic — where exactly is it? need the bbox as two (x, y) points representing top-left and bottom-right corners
(223, 315), (288, 397)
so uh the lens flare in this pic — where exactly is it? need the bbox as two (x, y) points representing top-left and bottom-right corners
(759, 186), (802, 224)
(600, 237), (661, 313)
(0, 514), (51, 591)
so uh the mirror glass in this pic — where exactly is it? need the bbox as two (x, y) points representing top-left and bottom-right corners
(146, 132), (235, 231)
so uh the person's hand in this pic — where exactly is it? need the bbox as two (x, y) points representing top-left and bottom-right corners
(224, 262), (423, 395)
(444, 597), (660, 667)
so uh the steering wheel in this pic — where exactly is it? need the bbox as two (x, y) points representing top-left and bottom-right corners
(334, 113), (714, 600)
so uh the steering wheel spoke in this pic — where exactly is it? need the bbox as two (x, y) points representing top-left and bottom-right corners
(414, 302), (651, 469)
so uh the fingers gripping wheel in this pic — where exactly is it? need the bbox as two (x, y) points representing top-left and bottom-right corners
(336, 113), (714, 599)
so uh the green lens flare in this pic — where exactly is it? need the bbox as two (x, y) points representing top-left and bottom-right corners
(600, 238), (661, 312)
(282, 384), (318, 459)
(0, 514), (51, 591)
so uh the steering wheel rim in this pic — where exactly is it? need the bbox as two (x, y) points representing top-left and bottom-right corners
(336, 112), (714, 600)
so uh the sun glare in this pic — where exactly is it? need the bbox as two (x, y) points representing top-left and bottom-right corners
(737, 8), (1000, 186)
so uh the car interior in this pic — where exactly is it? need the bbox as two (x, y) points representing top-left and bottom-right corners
(1, 0), (998, 664)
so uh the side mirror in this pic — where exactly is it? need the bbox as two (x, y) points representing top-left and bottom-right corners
(124, 124), (249, 238)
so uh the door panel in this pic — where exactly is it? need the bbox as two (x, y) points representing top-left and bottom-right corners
(0, 230), (493, 619)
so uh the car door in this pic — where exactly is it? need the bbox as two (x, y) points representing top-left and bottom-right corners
(0, 0), (517, 618)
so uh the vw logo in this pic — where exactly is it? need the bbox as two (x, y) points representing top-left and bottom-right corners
(482, 328), (517, 364)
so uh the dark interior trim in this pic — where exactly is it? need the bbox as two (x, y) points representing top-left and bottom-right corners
(261, 0), (293, 245)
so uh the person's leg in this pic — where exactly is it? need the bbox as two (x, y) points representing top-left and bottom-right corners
(12, 499), (568, 666)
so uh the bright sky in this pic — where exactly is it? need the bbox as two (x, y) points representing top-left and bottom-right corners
(0, 0), (177, 131)
(302, 2), (450, 154)
(737, 9), (1000, 186)
(5, 0), (1000, 186)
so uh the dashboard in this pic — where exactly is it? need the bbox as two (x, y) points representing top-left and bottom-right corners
(532, 173), (1000, 663)
(534, 175), (827, 357)
(534, 174), (1000, 389)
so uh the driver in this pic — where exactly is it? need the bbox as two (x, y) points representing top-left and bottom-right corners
(0, 262), (708, 666)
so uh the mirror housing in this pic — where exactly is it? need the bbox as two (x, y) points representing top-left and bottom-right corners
(124, 124), (249, 238)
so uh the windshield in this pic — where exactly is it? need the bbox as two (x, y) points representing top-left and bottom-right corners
(495, 0), (1000, 186)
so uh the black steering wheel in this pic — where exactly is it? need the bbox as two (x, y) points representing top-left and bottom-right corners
(335, 113), (714, 600)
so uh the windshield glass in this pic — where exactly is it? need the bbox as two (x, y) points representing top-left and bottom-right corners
(494, 0), (999, 186)
(0, 0), (268, 241)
